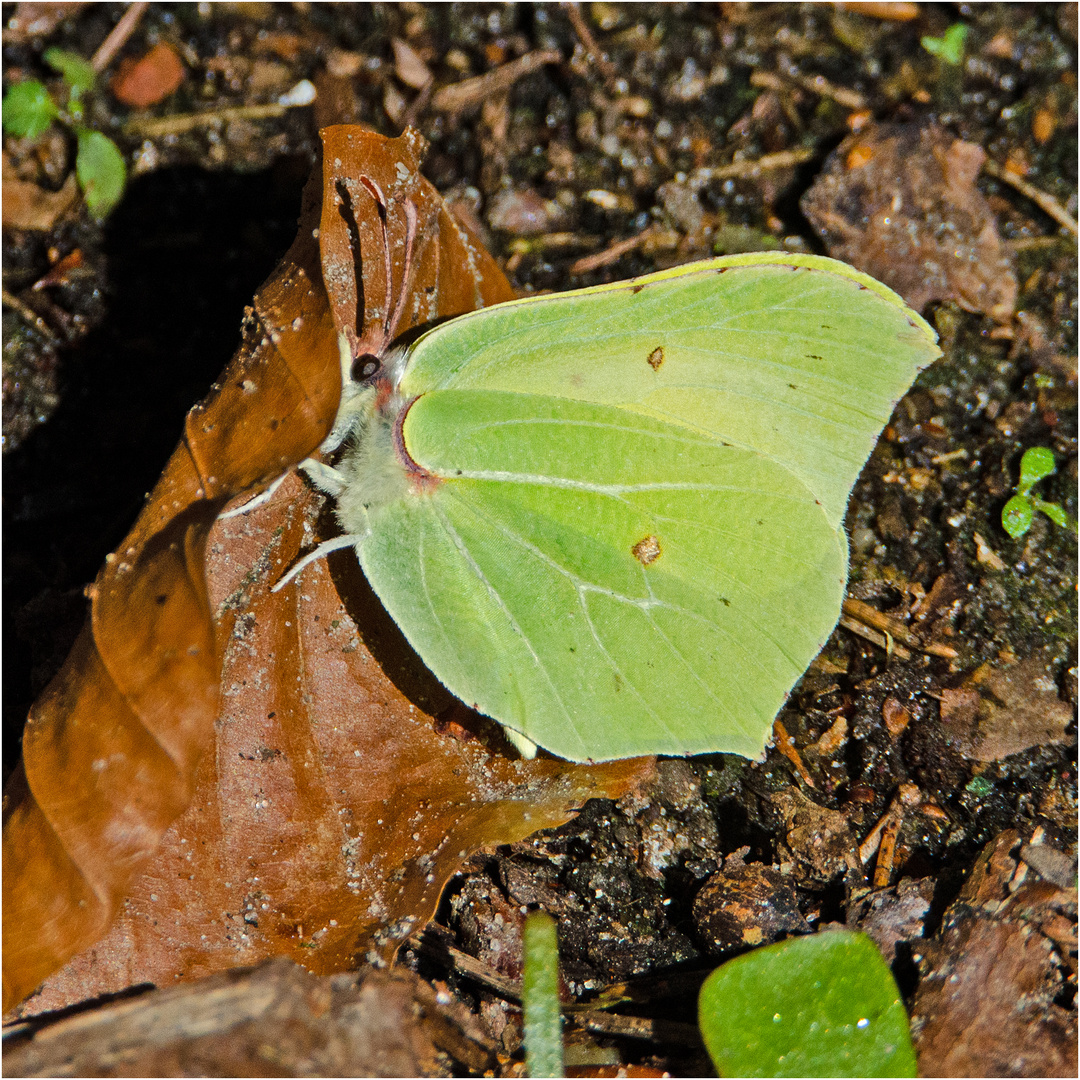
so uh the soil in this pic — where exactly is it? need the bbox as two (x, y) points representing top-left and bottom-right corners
(3, 3), (1076, 1076)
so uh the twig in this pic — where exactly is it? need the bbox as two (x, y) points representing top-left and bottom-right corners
(689, 148), (814, 184)
(562, 2), (618, 83)
(756, 64), (867, 110)
(571, 1011), (701, 1044)
(832, 2), (920, 20)
(569, 149), (813, 275)
(568, 225), (659, 275)
(839, 614), (912, 660)
(983, 158), (1079, 237)
(858, 782), (921, 887)
(872, 814), (902, 888)
(1, 289), (59, 342)
(410, 930), (523, 1003)
(772, 720), (816, 788)
(842, 597), (957, 659)
(124, 102), (294, 137)
(432, 50), (562, 114)
(91, 1), (149, 72)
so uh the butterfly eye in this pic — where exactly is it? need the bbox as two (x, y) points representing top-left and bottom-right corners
(352, 353), (381, 382)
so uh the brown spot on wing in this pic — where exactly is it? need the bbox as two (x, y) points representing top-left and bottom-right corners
(647, 346), (664, 371)
(632, 535), (662, 566)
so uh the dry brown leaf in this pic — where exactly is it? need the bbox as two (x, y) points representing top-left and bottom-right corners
(1, 154), (79, 231)
(801, 122), (1018, 320)
(4, 126), (651, 1015)
(22, 468), (651, 1011)
(938, 653), (1071, 761)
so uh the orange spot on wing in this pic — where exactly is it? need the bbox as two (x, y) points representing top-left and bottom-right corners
(647, 346), (664, 371)
(632, 535), (662, 566)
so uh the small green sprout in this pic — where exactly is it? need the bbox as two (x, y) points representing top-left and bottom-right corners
(2, 48), (126, 218)
(522, 910), (564, 1078)
(921, 23), (968, 66)
(1001, 447), (1076, 539)
(520, 910), (917, 1077)
(43, 48), (96, 114)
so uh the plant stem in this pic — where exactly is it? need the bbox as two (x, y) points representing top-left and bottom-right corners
(523, 911), (564, 1078)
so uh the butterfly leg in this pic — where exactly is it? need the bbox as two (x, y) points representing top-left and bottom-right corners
(270, 533), (358, 593)
(299, 458), (348, 498)
(217, 470), (291, 520)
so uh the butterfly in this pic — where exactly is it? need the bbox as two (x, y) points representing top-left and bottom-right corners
(272, 251), (939, 762)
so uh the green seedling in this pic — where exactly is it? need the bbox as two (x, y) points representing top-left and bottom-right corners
(520, 916), (916, 1078)
(1001, 446), (1076, 539)
(3, 47), (126, 218)
(698, 931), (918, 1078)
(921, 23), (968, 66)
(522, 910), (564, 1078)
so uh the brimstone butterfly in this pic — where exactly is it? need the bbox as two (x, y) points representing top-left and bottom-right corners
(276, 252), (940, 763)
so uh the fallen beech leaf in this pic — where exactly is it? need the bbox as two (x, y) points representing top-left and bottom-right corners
(110, 43), (185, 109)
(3, 140), (338, 1014)
(801, 122), (1018, 321)
(4, 125), (649, 1015)
(22, 469), (650, 1012)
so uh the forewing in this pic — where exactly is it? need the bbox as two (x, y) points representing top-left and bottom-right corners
(398, 253), (940, 530)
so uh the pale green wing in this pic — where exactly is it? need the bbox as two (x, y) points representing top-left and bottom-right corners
(399, 253), (940, 530)
(350, 391), (845, 761)
(334, 253), (938, 761)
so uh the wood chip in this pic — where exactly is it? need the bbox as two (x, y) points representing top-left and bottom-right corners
(833, 1), (920, 20)
(973, 531), (1008, 571)
(882, 696), (912, 738)
(813, 714), (849, 756)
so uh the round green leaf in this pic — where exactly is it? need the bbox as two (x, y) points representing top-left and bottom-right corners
(2, 80), (59, 139)
(697, 930), (917, 1078)
(75, 128), (126, 218)
(1002, 494), (1034, 539)
(325, 254), (940, 762)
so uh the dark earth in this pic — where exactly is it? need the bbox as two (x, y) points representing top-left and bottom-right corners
(3, 3), (1076, 1076)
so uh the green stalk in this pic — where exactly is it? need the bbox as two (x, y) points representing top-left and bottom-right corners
(522, 910), (564, 1078)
